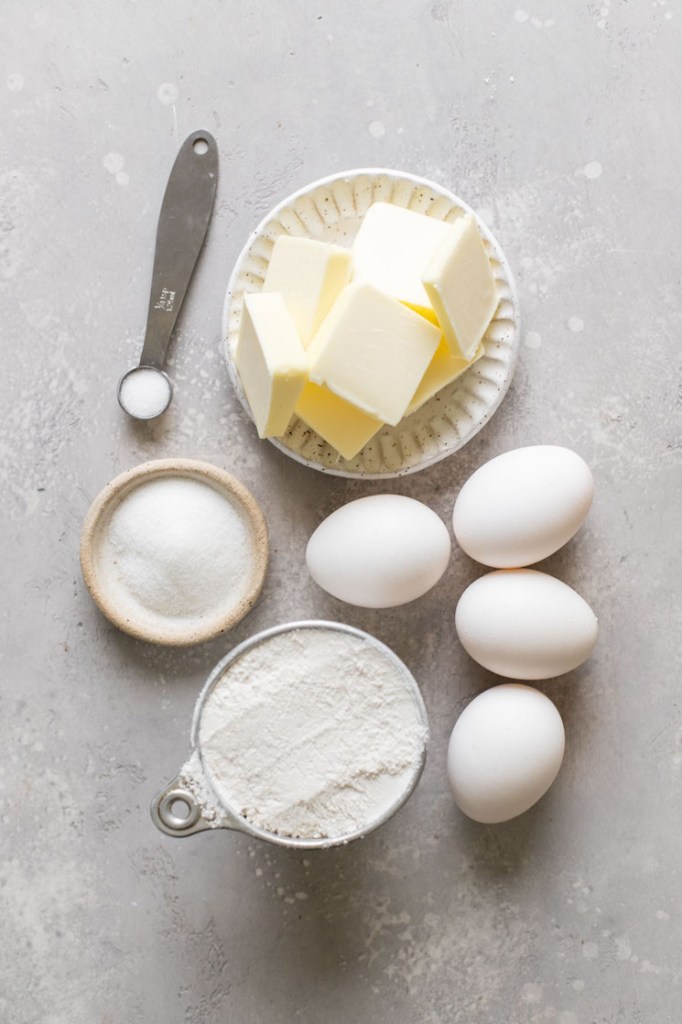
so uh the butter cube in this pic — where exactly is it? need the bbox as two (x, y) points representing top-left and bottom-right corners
(263, 236), (352, 346)
(406, 340), (484, 416)
(295, 382), (383, 460)
(308, 283), (441, 426)
(422, 214), (497, 360)
(235, 292), (308, 438)
(352, 202), (453, 316)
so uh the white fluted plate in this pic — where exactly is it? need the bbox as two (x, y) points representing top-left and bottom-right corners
(222, 168), (519, 479)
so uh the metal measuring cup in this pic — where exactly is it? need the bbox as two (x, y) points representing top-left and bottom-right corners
(151, 621), (429, 850)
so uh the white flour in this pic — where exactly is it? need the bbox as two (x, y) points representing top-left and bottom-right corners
(179, 751), (227, 826)
(101, 476), (253, 621)
(195, 627), (427, 840)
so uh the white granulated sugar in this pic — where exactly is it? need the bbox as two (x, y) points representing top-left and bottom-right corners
(197, 628), (427, 840)
(119, 367), (171, 419)
(101, 477), (253, 620)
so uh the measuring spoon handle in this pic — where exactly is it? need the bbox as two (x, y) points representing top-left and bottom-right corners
(140, 130), (219, 370)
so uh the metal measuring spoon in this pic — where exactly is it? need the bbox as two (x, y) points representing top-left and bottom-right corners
(117, 130), (218, 420)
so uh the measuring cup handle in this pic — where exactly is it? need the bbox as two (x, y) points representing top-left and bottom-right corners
(140, 130), (219, 370)
(150, 776), (216, 838)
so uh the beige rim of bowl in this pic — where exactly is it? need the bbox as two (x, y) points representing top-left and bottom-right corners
(80, 459), (269, 646)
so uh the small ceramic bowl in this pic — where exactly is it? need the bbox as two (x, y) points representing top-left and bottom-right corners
(80, 459), (269, 646)
(222, 167), (520, 479)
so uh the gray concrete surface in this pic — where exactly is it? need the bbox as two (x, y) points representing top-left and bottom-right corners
(2, 2), (681, 1021)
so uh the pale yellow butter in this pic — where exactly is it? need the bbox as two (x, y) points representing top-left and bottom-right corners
(308, 283), (441, 427)
(422, 214), (498, 360)
(406, 340), (484, 416)
(263, 236), (352, 346)
(295, 381), (383, 460)
(351, 202), (453, 316)
(235, 292), (308, 438)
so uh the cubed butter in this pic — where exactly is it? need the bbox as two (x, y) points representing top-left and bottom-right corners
(234, 292), (308, 438)
(406, 340), (484, 416)
(263, 236), (352, 346)
(351, 202), (453, 316)
(295, 381), (383, 460)
(422, 214), (497, 360)
(308, 283), (441, 426)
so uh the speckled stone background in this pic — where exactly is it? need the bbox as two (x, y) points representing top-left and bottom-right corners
(2, 2), (681, 1022)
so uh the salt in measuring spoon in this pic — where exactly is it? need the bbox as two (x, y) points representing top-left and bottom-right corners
(117, 130), (219, 420)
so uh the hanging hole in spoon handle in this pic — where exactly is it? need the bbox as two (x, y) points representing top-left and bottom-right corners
(151, 777), (214, 838)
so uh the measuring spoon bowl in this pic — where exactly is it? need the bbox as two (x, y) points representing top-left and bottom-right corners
(117, 365), (173, 420)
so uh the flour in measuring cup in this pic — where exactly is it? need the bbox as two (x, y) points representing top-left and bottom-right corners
(195, 627), (427, 840)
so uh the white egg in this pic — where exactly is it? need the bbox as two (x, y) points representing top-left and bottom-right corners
(306, 494), (451, 608)
(453, 445), (594, 568)
(447, 683), (565, 823)
(455, 569), (598, 679)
